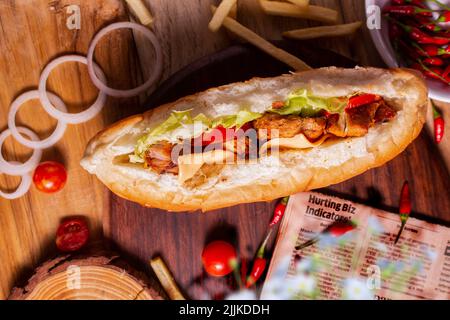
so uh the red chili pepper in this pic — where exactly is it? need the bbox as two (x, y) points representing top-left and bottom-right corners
(407, 16), (442, 32)
(346, 93), (381, 110)
(383, 5), (434, 17)
(410, 42), (430, 57)
(443, 64), (450, 79)
(425, 65), (450, 84)
(399, 181), (411, 218)
(432, 101), (445, 144)
(326, 220), (358, 237)
(389, 19), (450, 45)
(246, 229), (271, 288)
(411, 61), (450, 84)
(423, 44), (450, 56)
(394, 181), (411, 244)
(423, 65), (445, 79)
(269, 196), (289, 227)
(423, 23), (443, 33)
(295, 220), (357, 250)
(437, 11), (450, 22)
(411, 27), (449, 45)
(246, 258), (266, 288)
(424, 57), (445, 66)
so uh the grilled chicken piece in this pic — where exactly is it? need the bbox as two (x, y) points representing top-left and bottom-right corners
(374, 102), (396, 123)
(326, 101), (396, 138)
(300, 117), (326, 140)
(253, 113), (327, 140)
(326, 113), (346, 137)
(253, 114), (302, 139)
(145, 141), (178, 174)
(345, 102), (380, 137)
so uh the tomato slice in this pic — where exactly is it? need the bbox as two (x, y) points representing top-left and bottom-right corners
(200, 126), (229, 146)
(56, 218), (89, 252)
(33, 161), (67, 193)
(346, 94), (381, 111)
(193, 123), (252, 147)
(201, 240), (237, 277)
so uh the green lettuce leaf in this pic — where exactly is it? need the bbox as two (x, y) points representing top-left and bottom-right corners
(212, 110), (262, 129)
(271, 89), (347, 117)
(134, 109), (208, 160)
(131, 109), (262, 163)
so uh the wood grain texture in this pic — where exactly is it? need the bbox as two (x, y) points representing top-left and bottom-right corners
(8, 253), (163, 300)
(1, 0), (449, 300)
(0, 0), (143, 299)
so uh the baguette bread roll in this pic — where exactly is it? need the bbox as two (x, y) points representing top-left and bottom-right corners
(80, 67), (428, 212)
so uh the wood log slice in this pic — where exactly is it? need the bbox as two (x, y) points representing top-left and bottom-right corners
(8, 254), (163, 300)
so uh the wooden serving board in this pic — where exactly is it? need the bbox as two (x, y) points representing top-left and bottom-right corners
(0, 0), (147, 298)
(109, 43), (450, 299)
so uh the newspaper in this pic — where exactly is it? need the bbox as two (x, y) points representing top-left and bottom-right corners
(261, 192), (450, 300)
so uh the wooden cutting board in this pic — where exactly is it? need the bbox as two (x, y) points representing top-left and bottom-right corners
(1, 0), (449, 300)
(0, 0), (148, 298)
(109, 43), (450, 300)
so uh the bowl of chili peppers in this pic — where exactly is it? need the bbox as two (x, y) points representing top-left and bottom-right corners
(366, 0), (450, 102)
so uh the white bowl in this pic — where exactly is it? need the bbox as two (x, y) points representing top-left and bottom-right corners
(365, 0), (450, 102)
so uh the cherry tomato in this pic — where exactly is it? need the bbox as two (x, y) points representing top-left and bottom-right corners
(201, 240), (237, 277)
(56, 218), (89, 252)
(33, 161), (67, 193)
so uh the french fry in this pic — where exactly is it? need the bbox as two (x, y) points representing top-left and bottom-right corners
(125, 0), (154, 28)
(229, 2), (237, 20)
(211, 6), (311, 71)
(286, 0), (310, 8)
(259, 0), (339, 24)
(209, 0), (238, 32)
(283, 21), (362, 40)
(150, 257), (185, 300)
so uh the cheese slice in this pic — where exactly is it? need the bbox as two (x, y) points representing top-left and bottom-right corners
(177, 135), (329, 184)
(260, 134), (330, 155)
(177, 149), (235, 183)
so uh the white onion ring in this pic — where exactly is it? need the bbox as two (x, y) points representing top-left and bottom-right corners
(0, 127), (42, 176)
(0, 161), (32, 200)
(87, 21), (163, 98)
(38, 55), (107, 124)
(8, 90), (68, 149)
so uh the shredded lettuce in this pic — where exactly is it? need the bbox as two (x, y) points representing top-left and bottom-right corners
(270, 89), (347, 117)
(134, 109), (208, 160)
(131, 109), (262, 162)
(212, 110), (262, 129)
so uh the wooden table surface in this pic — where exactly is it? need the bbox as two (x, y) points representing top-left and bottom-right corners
(0, 0), (449, 299)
